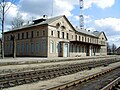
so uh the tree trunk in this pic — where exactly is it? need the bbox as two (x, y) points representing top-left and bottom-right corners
(1, 1), (5, 59)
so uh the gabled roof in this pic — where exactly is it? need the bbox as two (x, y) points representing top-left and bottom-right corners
(5, 15), (65, 33)
(93, 31), (101, 37)
(36, 15), (65, 25)
(5, 15), (107, 39)
(93, 31), (108, 40)
(76, 28), (97, 37)
(116, 47), (120, 51)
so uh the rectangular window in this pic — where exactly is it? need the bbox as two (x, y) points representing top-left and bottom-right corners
(31, 43), (34, 53)
(62, 32), (64, 39)
(72, 35), (73, 39)
(26, 32), (28, 39)
(75, 45), (77, 52)
(90, 38), (91, 43)
(17, 44), (20, 53)
(10, 42), (12, 51)
(42, 39), (46, 52)
(82, 46), (84, 52)
(51, 31), (53, 36)
(36, 42), (40, 53)
(85, 37), (86, 42)
(36, 31), (39, 37)
(22, 33), (24, 39)
(79, 46), (81, 52)
(42, 30), (45, 36)
(21, 43), (24, 53)
(77, 46), (79, 52)
(88, 38), (89, 42)
(67, 33), (69, 39)
(56, 42), (60, 53)
(50, 40), (54, 53)
(75, 35), (77, 40)
(31, 31), (33, 38)
(57, 31), (60, 38)
(18, 33), (20, 40)
(26, 43), (29, 53)
(79, 36), (81, 41)
(82, 37), (84, 41)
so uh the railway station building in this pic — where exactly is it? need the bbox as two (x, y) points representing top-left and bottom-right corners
(4, 15), (107, 57)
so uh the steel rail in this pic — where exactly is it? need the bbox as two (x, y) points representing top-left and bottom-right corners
(0, 58), (119, 89)
(101, 77), (120, 90)
(47, 66), (120, 90)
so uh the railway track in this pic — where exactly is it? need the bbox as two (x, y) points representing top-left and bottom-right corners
(0, 58), (120, 89)
(48, 65), (120, 90)
(101, 77), (120, 90)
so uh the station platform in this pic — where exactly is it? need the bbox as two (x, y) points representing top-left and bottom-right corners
(0, 55), (119, 75)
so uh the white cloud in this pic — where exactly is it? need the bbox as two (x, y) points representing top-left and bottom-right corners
(0, 2), (18, 34)
(3, 0), (116, 26)
(18, 0), (115, 20)
(84, 0), (115, 9)
(108, 35), (120, 47)
(95, 17), (120, 32)
(19, 0), (77, 18)
(94, 17), (120, 47)
(0, 0), (119, 47)
(4, 2), (18, 24)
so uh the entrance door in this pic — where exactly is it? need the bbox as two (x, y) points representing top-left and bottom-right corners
(64, 43), (68, 57)
(57, 42), (61, 57)
(89, 46), (92, 56)
(86, 46), (89, 56)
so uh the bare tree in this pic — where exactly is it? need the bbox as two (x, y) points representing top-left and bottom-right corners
(11, 12), (24, 29)
(0, 0), (16, 58)
(111, 44), (117, 55)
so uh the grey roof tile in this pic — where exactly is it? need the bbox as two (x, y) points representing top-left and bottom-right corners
(92, 31), (101, 37)
(5, 15), (103, 38)
(76, 28), (97, 37)
(5, 15), (64, 33)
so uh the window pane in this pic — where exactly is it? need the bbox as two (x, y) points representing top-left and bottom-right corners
(62, 32), (64, 38)
(50, 40), (54, 53)
(31, 31), (33, 38)
(26, 43), (29, 53)
(36, 42), (40, 53)
(42, 40), (46, 52)
(17, 44), (20, 53)
(31, 43), (34, 53)
(57, 31), (60, 38)
(26, 32), (28, 39)
(22, 43), (24, 52)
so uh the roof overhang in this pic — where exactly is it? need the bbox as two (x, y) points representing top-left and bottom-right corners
(60, 41), (69, 43)
(70, 41), (104, 46)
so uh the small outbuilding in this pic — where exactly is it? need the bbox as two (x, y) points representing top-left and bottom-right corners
(116, 47), (120, 55)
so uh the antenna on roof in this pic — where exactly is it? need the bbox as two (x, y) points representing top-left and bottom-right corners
(79, 0), (84, 29)
(51, 0), (53, 17)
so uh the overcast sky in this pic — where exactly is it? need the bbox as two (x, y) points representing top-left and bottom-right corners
(1, 0), (120, 47)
